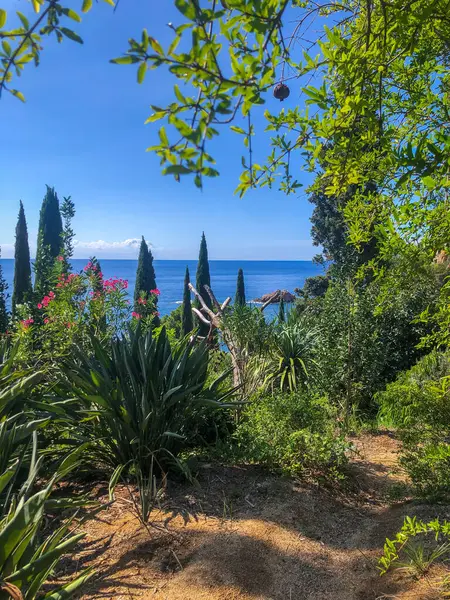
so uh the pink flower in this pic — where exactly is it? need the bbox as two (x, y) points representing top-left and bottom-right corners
(21, 318), (34, 329)
(153, 311), (160, 317)
(44, 318), (50, 324)
(138, 297), (147, 305)
(37, 303), (43, 309)
(132, 312), (141, 319)
(57, 255), (64, 262)
(150, 288), (160, 296)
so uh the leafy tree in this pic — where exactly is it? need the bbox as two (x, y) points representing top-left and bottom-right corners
(60, 195), (76, 261)
(235, 268), (246, 306)
(134, 236), (159, 326)
(182, 266), (193, 336)
(34, 185), (63, 294)
(0, 0), (115, 103)
(12, 201), (32, 311)
(0, 247), (8, 333)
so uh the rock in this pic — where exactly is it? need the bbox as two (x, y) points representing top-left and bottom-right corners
(254, 289), (296, 304)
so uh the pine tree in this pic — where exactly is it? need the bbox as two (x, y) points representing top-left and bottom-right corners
(12, 201), (32, 311)
(235, 268), (246, 306)
(182, 266), (193, 336)
(34, 185), (63, 292)
(0, 248), (8, 333)
(278, 297), (285, 323)
(134, 236), (159, 326)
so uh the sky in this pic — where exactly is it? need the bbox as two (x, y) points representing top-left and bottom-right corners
(0, 0), (320, 260)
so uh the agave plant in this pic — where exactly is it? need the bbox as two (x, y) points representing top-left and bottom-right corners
(0, 424), (94, 600)
(0, 340), (42, 420)
(60, 326), (235, 475)
(262, 318), (318, 393)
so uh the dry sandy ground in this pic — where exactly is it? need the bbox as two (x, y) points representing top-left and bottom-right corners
(58, 433), (450, 600)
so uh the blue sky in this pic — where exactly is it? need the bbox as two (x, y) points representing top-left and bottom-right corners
(0, 0), (319, 260)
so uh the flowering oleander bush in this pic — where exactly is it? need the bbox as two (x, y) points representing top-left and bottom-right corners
(131, 289), (161, 333)
(13, 259), (132, 363)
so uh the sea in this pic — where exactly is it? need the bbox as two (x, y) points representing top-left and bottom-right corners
(0, 259), (323, 318)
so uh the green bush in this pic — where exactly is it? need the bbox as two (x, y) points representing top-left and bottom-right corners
(377, 351), (450, 498)
(233, 391), (351, 480)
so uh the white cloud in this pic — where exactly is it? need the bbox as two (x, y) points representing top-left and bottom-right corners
(72, 238), (153, 258)
(0, 244), (15, 258)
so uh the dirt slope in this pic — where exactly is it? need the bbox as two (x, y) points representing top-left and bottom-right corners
(61, 433), (450, 600)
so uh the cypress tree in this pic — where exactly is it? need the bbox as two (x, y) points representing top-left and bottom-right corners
(134, 236), (159, 326)
(0, 248), (8, 333)
(278, 297), (285, 323)
(235, 268), (246, 306)
(34, 185), (63, 292)
(182, 266), (193, 336)
(195, 232), (211, 336)
(196, 232), (211, 308)
(12, 201), (32, 311)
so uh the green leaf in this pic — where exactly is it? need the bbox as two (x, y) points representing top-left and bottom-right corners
(81, 0), (93, 12)
(144, 111), (165, 123)
(175, 0), (196, 20)
(17, 11), (29, 28)
(164, 165), (192, 175)
(150, 38), (164, 55)
(10, 89), (25, 102)
(102, 0), (115, 6)
(60, 28), (83, 44)
(137, 61), (146, 84)
(0, 9), (6, 28)
(2, 40), (11, 55)
(422, 176), (436, 190)
(0, 462), (17, 495)
(61, 8), (82, 22)
(0, 490), (47, 564)
(110, 55), (140, 65)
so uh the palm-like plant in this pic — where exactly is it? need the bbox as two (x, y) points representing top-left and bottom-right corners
(263, 317), (318, 392)
(60, 326), (234, 475)
(0, 422), (94, 600)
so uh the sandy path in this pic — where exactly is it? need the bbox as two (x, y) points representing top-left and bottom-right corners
(60, 433), (450, 600)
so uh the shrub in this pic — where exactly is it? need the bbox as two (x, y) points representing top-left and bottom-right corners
(377, 351), (450, 498)
(379, 516), (450, 586)
(234, 391), (351, 480)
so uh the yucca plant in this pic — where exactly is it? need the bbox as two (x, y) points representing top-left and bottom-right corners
(0, 340), (42, 420)
(0, 426), (94, 600)
(60, 326), (235, 476)
(263, 318), (318, 392)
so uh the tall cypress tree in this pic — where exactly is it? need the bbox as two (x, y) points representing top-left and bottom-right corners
(182, 266), (193, 336)
(34, 186), (63, 292)
(0, 248), (8, 334)
(235, 268), (246, 306)
(12, 201), (32, 311)
(196, 232), (211, 308)
(134, 236), (159, 326)
(195, 233), (211, 336)
(278, 297), (285, 323)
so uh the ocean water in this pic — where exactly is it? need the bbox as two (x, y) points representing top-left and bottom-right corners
(0, 259), (323, 317)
